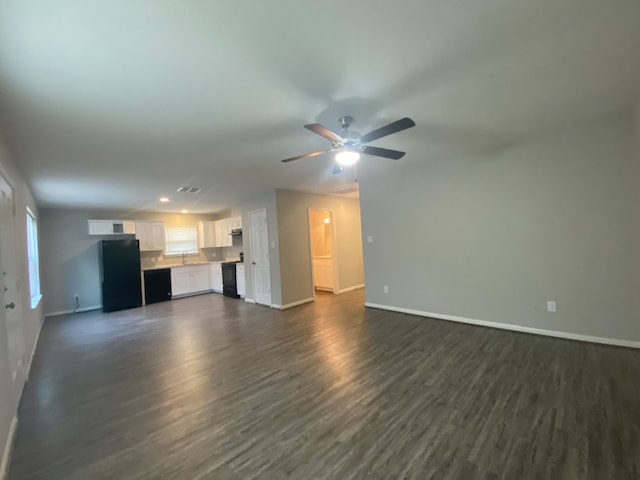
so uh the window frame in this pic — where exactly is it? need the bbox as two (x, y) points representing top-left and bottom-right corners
(26, 206), (42, 308)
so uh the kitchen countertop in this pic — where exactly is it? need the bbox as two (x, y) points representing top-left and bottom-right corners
(141, 260), (241, 272)
(142, 262), (214, 271)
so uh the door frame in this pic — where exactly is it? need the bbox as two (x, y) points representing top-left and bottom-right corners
(307, 208), (339, 298)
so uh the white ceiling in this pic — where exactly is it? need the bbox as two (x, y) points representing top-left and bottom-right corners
(1, 0), (639, 213)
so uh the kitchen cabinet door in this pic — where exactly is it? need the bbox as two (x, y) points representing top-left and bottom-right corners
(198, 221), (217, 248)
(136, 221), (165, 251)
(190, 266), (211, 293)
(236, 264), (245, 297)
(313, 258), (334, 291)
(171, 270), (191, 296)
(215, 218), (232, 247)
(210, 264), (223, 293)
(230, 216), (242, 230)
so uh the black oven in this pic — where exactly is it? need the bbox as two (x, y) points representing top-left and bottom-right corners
(222, 262), (240, 298)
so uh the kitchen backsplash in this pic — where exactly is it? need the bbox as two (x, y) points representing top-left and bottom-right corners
(139, 245), (243, 269)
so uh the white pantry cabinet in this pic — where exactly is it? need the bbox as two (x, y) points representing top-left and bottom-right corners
(135, 221), (165, 251)
(171, 265), (211, 297)
(236, 263), (245, 298)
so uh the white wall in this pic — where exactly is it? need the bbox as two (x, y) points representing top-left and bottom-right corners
(359, 113), (640, 344)
(0, 136), (43, 476)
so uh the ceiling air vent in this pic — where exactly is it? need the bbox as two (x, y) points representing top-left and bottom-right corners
(177, 186), (201, 193)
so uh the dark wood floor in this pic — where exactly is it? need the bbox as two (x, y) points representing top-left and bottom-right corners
(8, 290), (640, 479)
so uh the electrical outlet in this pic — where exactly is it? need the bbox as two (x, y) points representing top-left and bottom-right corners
(383, 285), (389, 294)
(547, 301), (557, 312)
(367, 235), (374, 244)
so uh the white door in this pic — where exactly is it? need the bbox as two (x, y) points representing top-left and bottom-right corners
(0, 172), (25, 406)
(250, 209), (271, 306)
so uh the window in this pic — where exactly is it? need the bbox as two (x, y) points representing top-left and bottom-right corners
(26, 207), (41, 308)
(164, 226), (198, 255)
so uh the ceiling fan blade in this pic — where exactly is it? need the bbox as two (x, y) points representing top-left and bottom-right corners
(360, 117), (416, 144)
(331, 164), (344, 175)
(281, 150), (331, 163)
(361, 145), (406, 160)
(304, 123), (344, 143)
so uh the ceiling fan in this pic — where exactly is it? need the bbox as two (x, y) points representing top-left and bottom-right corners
(281, 116), (416, 170)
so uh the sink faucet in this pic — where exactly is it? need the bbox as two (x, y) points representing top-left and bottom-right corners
(182, 251), (189, 265)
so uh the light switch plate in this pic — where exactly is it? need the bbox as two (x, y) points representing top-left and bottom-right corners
(547, 301), (557, 312)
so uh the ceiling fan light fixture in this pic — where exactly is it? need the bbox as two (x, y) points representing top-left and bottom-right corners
(335, 150), (360, 166)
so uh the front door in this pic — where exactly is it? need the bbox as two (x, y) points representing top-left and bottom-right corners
(0, 172), (25, 407)
(249, 209), (271, 306)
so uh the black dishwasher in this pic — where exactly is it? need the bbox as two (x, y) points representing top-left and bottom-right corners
(143, 268), (172, 305)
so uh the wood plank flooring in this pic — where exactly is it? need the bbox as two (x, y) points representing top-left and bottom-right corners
(8, 290), (640, 479)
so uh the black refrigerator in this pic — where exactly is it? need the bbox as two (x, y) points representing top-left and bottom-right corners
(99, 239), (143, 313)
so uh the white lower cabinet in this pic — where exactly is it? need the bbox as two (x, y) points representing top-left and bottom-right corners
(236, 263), (245, 298)
(210, 263), (223, 293)
(171, 265), (211, 297)
(313, 257), (334, 291)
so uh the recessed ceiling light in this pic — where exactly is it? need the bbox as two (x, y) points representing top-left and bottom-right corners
(181, 209), (189, 214)
(159, 196), (170, 203)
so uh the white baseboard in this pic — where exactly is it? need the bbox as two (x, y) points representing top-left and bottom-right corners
(274, 297), (314, 310)
(337, 284), (365, 294)
(45, 305), (101, 318)
(244, 298), (256, 304)
(0, 415), (17, 480)
(365, 302), (640, 349)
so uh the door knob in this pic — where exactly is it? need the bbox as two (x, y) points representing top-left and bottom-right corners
(252, 262), (256, 265)
(5, 302), (15, 309)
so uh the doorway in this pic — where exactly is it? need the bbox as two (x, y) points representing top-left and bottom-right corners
(0, 171), (26, 407)
(249, 208), (272, 306)
(308, 209), (338, 294)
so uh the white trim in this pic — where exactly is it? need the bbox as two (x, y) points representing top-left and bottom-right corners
(365, 303), (640, 349)
(337, 284), (365, 294)
(244, 298), (256, 304)
(271, 304), (282, 309)
(25, 317), (44, 381)
(272, 297), (315, 310)
(45, 305), (102, 318)
(0, 415), (17, 480)
(30, 294), (42, 310)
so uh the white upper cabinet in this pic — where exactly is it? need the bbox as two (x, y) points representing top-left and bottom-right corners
(197, 221), (217, 248)
(215, 218), (233, 247)
(197, 216), (241, 248)
(230, 216), (242, 230)
(88, 220), (136, 235)
(135, 221), (165, 251)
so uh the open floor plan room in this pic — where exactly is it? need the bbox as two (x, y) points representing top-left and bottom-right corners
(8, 291), (640, 479)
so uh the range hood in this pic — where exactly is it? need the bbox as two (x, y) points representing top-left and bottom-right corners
(230, 228), (243, 236)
